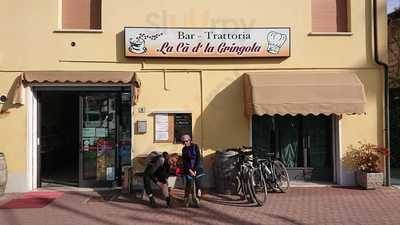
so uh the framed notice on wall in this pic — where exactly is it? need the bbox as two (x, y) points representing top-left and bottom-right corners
(125, 27), (290, 58)
(154, 114), (170, 142)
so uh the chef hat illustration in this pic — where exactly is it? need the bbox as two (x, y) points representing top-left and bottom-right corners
(266, 31), (287, 54)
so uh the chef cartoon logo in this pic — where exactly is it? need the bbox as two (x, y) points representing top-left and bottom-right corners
(266, 31), (287, 54)
(128, 32), (163, 54)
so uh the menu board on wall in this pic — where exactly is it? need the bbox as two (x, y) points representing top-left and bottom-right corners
(174, 114), (192, 143)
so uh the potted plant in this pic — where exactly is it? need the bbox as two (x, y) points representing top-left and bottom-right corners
(344, 142), (389, 189)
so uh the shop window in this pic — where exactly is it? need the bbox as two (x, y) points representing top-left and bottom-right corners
(312, 0), (348, 32)
(154, 113), (192, 143)
(62, 0), (102, 29)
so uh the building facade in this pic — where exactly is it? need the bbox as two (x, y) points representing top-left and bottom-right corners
(0, 0), (388, 192)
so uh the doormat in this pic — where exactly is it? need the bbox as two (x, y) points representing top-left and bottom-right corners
(0, 191), (64, 209)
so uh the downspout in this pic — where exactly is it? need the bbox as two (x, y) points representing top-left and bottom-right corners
(199, 71), (204, 157)
(373, 0), (390, 186)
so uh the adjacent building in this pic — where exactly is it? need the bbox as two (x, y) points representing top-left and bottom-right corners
(388, 8), (400, 183)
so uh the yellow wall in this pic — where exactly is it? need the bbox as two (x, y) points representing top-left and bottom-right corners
(0, 0), (387, 189)
(133, 71), (202, 156)
(342, 69), (384, 148)
(0, 72), (27, 173)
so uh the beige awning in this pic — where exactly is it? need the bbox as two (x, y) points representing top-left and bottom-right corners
(13, 71), (141, 105)
(243, 72), (367, 117)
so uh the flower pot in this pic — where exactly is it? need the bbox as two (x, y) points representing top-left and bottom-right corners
(355, 171), (383, 190)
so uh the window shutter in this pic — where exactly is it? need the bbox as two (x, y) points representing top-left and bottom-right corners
(62, 0), (101, 29)
(312, 0), (348, 32)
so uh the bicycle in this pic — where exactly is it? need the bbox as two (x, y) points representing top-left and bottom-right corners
(226, 147), (253, 203)
(227, 147), (267, 206)
(227, 146), (289, 206)
(252, 147), (290, 193)
(250, 157), (268, 205)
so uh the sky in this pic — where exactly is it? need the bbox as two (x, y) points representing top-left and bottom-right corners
(388, 0), (400, 13)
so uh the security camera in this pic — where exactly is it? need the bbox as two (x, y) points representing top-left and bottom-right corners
(0, 95), (7, 104)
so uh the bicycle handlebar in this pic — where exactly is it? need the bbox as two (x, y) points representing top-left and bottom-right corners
(225, 146), (278, 159)
(225, 147), (252, 156)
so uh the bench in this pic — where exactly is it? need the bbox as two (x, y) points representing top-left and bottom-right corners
(122, 166), (184, 199)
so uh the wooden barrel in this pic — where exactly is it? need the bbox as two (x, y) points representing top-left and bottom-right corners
(214, 150), (238, 194)
(0, 153), (7, 196)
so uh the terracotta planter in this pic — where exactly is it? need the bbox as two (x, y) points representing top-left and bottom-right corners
(355, 171), (383, 190)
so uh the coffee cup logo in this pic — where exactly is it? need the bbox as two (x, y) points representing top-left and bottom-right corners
(129, 37), (147, 54)
(128, 32), (164, 54)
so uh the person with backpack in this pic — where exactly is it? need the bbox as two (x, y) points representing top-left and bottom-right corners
(143, 151), (179, 208)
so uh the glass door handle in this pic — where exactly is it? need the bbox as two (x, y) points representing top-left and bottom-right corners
(302, 136), (311, 149)
(303, 136), (311, 172)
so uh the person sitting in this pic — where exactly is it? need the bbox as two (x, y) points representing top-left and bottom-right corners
(143, 151), (179, 208)
(181, 134), (205, 206)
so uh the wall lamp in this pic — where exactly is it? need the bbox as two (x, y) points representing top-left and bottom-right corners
(0, 95), (7, 104)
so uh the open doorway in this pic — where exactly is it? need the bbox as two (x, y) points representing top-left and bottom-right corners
(38, 92), (79, 186)
(36, 88), (132, 188)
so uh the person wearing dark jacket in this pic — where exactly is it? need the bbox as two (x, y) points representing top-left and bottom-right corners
(143, 151), (178, 208)
(181, 134), (204, 204)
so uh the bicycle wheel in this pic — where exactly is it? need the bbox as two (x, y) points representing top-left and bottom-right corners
(261, 163), (275, 192)
(233, 175), (245, 199)
(244, 169), (256, 203)
(250, 167), (267, 206)
(236, 168), (251, 202)
(273, 160), (290, 193)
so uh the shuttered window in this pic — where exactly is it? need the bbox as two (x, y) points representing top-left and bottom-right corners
(312, 0), (348, 32)
(62, 0), (101, 29)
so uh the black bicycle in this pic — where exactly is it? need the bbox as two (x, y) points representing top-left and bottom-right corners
(227, 147), (268, 206)
(252, 147), (290, 193)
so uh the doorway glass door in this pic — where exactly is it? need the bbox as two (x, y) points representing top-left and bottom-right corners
(303, 115), (332, 181)
(79, 93), (118, 187)
(253, 115), (333, 182)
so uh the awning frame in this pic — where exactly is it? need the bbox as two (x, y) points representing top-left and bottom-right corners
(12, 71), (141, 105)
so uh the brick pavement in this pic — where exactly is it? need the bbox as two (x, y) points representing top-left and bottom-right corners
(0, 187), (400, 225)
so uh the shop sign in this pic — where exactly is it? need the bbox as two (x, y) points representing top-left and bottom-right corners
(124, 27), (290, 58)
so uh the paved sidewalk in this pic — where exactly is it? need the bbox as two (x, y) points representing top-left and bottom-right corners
(1, 187), (400, 225)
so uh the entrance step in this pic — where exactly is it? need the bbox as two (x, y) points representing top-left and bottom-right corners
(290, 180), (333, 187)
(39, 182), (121, 192)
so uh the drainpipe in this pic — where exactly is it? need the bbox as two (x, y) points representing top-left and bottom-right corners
(373, 0), (390, 186)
